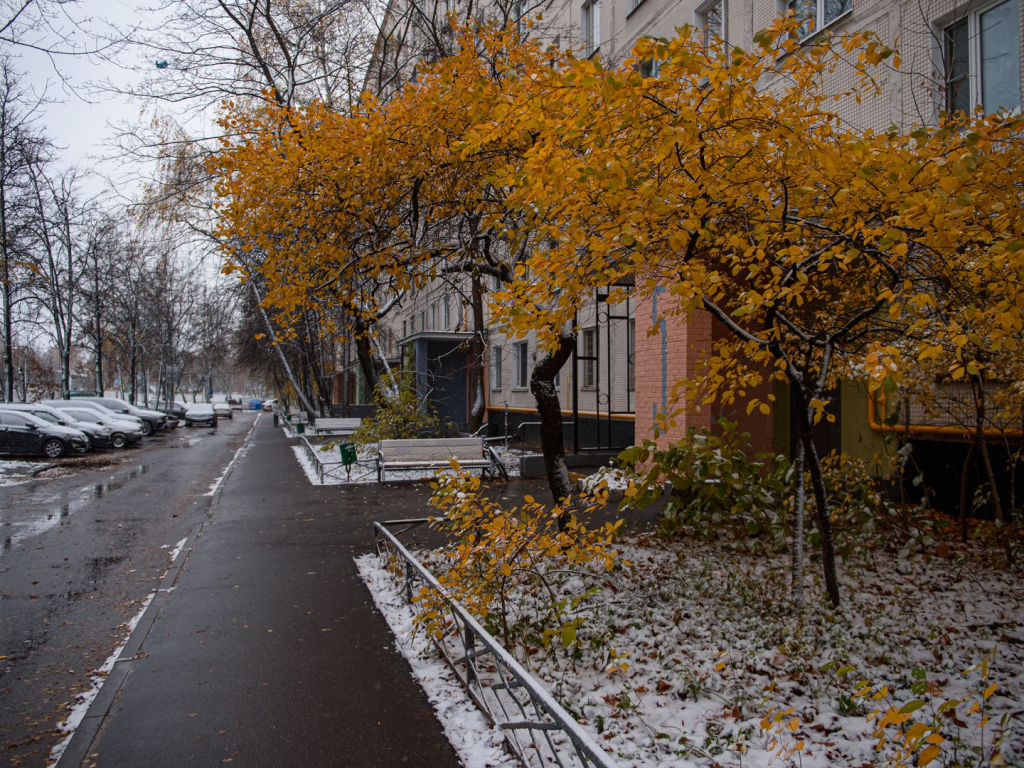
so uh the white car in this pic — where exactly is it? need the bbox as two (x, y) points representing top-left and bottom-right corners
(184, 403), (217, 427)
(213, 403), (232, 420)
(49, 404), (144, 449)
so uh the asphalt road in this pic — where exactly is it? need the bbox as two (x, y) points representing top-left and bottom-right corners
(0, 413), (259, 767)
(2, 412), (464, 768)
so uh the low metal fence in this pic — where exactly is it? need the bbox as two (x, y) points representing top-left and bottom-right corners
(373, 519), (620, 768)
(295, 433), (375, 484)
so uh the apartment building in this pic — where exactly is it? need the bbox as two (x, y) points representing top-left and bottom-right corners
(360, 0), (1023, 456)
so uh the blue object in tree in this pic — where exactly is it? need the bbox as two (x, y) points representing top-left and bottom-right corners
(156, 60), (168, 69)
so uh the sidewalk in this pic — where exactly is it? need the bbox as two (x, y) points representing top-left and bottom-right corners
(65, 418), (462, 767)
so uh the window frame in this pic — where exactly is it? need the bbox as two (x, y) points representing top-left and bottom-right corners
(491, 346), (503, 390)
(513, 341), (530, 389)
(785, 0), (852, 42)
(581, 0), (600, 57)
(941, 0), (1022, 116)
(581, 327), (597, 389)
(696, 0), (727, 49)
(627, 319), (636, 392)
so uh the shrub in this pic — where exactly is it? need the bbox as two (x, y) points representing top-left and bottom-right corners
(350, 378), (443, 446)
(619, 419), (791, 547)
(415, 469), (624, 659)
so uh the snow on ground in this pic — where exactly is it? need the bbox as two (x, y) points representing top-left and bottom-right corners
(204, 412), (261, 496)
(355, 554), (517, 768)
(48, 591), (155, 766)
(289, 433), (531, 485)
(0, 459), (50, 486)
(361, 532), (1024, 767)
(580, 464), (636, 492)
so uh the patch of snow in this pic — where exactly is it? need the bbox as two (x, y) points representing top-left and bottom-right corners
(579, 465), (636, 492)
(168, 537), (188, 562)
(356, 554), (517, 768)
(290, 441), (532, 486)
(48, 591), (156, 767)
(362, 533), (1024, 767)
(204, 413), (261, 496)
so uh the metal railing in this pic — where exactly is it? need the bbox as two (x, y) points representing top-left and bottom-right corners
(373, 519), (620, 768)
(296, 433), (375, 484)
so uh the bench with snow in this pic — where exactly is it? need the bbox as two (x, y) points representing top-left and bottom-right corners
(376, 437), (506, 482)
(311, 417), (362, 436)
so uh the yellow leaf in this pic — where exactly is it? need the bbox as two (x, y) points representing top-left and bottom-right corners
(918, 744), (941, 766)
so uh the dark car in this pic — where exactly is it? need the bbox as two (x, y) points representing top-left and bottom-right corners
(0, 403), (110, 449)
(0, 411), (89, 458)
(157, 401), (188, 421)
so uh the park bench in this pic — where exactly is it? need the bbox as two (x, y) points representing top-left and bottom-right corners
(376, 437), (507, 482)
(311, 417), (362, 437)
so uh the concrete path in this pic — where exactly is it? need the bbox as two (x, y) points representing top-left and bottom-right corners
(64, 417), (461, 768)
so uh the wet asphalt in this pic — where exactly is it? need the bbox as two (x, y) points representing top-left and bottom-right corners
(57, 415), (462, 768)
(1, 414), (257, 767)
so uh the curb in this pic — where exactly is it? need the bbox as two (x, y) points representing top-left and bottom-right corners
(54, 417), (260, 767)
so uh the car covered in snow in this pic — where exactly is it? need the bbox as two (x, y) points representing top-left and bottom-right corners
(69, 396), (167, 436)
(213, 403), (232, 420)
(184, 403), (217, 427)
(46, 404), (144, 449)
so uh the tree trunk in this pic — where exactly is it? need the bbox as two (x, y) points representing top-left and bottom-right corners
(959, 433), (980, 544)
(790, 439), (806, 606)
(2, 279), (12, 401)
(530, 332), (576, 527)
(795, 391), (842, 607)
(353, 329), (382, 398)
(467, 275), (486, 432)
(250, 280), (316, 417)
(93, 261), (103, 393)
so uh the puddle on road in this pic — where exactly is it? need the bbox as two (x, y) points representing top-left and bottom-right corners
(0, 464), (150, 556)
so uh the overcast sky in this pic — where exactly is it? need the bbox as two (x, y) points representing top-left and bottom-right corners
(15, 0), (192, 204)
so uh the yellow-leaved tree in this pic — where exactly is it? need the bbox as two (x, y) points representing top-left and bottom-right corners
(460, 18), (1024, 605)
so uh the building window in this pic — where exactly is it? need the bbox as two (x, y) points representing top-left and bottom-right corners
(787, 0), (850, 39)
(581, 328), (596, 389)
(513, 341), (529, 388)
(627, 319), (635, 391)
(491, 346), (503, 390)
(419, 310), (426, 333)
(582, 0), (600, 57)
(699, 0), (725, 48)
(442, 295), (451, 330)
(430, 303), (437, 331)
(944, 0), (1021, 116)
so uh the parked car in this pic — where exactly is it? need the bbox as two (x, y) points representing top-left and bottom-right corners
(69, 396), (167, 436)
(0, 403), (111, 450)
(227, 398), (243, 411)
(45, 404), (143, 449)
(156, 401), (188, 421)
(43, 400), (146, 434)
(184, 403), (217, 427)
(213, 403), (232, 420)
(261, 398), (278, 412)
(0, 410), (89, 458)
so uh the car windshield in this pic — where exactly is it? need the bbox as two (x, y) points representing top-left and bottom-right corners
(68, 410), (99, 423)
(32, 412), (60, 424)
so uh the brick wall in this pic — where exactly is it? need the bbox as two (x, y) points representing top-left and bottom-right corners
(634, 291), (774, 451)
